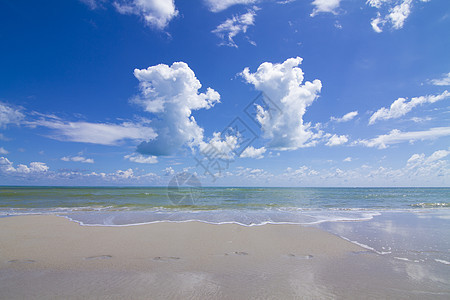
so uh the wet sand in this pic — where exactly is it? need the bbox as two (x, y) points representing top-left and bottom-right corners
(0, 215), (448, 299)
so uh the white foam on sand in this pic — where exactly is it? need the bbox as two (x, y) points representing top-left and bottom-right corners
(57, 209), (381, 227)
(434, 259), (450, 265)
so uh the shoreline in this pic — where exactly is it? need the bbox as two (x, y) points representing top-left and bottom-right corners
(1, 215), (449, 299)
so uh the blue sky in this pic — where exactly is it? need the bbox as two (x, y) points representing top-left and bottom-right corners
(0, 0), (449, 186)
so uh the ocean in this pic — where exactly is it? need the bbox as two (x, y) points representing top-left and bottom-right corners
(1, 186), (449, 267)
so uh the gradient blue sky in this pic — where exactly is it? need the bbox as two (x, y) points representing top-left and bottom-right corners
(0, 0), (449, 186)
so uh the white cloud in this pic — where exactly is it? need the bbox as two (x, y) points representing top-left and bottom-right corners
(84, 169), (136, 180)
(79, 0), (106, 9)
(330, 111), (358, 122)
(204, 0), (257, 12)
(21, 162), (49, 173)
(124, 153), (158, 164)
(132, 62), (220, 156)
(343, 156), (352, 162)
(284, 165), (319, 177)
(325, 134), (348, 146)
(411, 116), (432, 123)
(407, 149), (450, 166)
(163, 166), (175, 176)
(406, 153), (424, 164)
(241, 57), (322, 150)
(367, 0), (390, 9)
(0, 147), (8, 155)
(199, 132), (238, 160)
(292, 150), (448, 186)
(240, 146), (266, 159)
(426, 149), (450, 162)
(369, 90), (450, 124)
(310, 0), (342, 17)
(64, 168), (159, 183)
(277, 0), (296, 3)
(0, 102), (24, 128)
(0, 156), (165, 184)
(429, 72), (450, 86)
(113, 0), (178, 29)
(388, 0), (412, 29)
(114, 168), (134, 179)
(370, 13), (384, 33)
(367, 0), (429, 33)
(235, 166), (272, 179)
(30, 118), (156, 146)
(0, 157), (49, 174)
(278, 149), (449, 186)
(212, 10), (256, 48)
(405, 149), (450, 178)
(0, 157), (14, 173)
(61, 155), (94, 164)
(356, 127), (450, 149)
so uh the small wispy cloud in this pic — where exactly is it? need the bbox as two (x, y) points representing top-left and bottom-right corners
(429, 72), (450, 86)
(81, 0), (178, 29)
(28, 117), (156, 146)
(212, 10), (257, 48)
(124, 153), (158, 164)
(0, 102), (25, 128)
(240, 146), (266, 159)
(79, 0), (106, 9)
(204, 0), (257, 12)
(310, 0), (342, 17)
(61, 155), (94, 164)
(325, 134), (348, 146)
(355, 127), (450, 149)
(368, 0), (429, 33)
(0, 147), (8, 155)
(330, 111), (358, 123)
(0, 157), (49, 174)
(369, 90), (450, 124)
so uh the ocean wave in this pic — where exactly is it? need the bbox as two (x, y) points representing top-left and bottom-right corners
(47, 208), (383, 227)
(434, 259), (450, 265)
(411, 202), (449, 208)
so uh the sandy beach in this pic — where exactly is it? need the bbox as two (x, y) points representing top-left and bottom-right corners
(0, 215), (448, 299)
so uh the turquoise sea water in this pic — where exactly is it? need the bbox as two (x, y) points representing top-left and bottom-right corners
(1, 186), (449, 267)
(0, 186), (448, 224)
(1, 186), (448, 211)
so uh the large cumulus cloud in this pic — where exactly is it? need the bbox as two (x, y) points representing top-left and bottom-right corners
(241, 57), (322, 150)
(132, 62), (221, 156)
